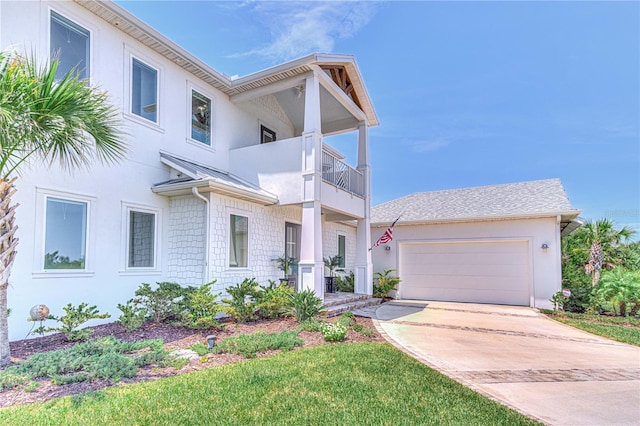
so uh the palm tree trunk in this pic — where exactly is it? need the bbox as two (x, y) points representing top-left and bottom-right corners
(0, 177), (19, 367)
(589, 241), (603, 287)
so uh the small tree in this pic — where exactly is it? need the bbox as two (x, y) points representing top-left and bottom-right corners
(0, 51), (126, 366)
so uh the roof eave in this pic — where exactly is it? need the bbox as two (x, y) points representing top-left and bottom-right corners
(152, 179), (278, 206)
(371, 210), (583, 227)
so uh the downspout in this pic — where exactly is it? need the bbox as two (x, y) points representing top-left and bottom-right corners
(192, 187), (210, 284)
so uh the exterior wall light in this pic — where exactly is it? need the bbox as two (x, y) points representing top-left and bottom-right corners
(541, 243), (549, 251)
(385, 245), (391, 251)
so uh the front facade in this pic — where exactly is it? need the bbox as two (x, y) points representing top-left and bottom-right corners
(1, 0), (377, 340)
(371, 180), (582, 309)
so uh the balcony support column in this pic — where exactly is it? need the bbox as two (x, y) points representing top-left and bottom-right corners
(355, 122), (373, 295)
(298, 73), (324, 297)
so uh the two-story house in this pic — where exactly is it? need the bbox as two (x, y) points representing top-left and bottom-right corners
(0, 0), (378, 340)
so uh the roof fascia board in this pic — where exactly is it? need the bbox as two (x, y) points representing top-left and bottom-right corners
(312, 65), (367, 123)
(152, 179), (278, 205)
(370, 210), (583, 227)
(230, 73), (311, 103)
(229, 53), (319, 86)
(77, 0), (232, 87)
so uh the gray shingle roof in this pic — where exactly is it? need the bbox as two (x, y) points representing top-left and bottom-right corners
(371, 179), (580, 225)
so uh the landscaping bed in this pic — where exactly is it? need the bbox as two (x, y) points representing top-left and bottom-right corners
(3, 315), (384, 408)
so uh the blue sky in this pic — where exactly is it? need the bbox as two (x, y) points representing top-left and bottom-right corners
(117, 0), (639, 233)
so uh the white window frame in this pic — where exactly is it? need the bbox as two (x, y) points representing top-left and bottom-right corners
(337, 232), (347, 269)
(121, 203), (161, 274)
(33, 188), (96, 278)
(227, 209), (251, 270)
(124, 46), (163, 131)
(48, 6), (95, 82)
(186, 81), (216, 151)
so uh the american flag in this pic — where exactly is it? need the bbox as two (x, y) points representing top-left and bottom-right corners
(371, 216), (400, 249)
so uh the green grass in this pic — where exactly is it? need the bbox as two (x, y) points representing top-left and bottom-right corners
(0, 343), (538, 425)
(550, 317), (640, 347)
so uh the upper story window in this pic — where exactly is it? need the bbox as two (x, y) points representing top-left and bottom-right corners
(260, 125), (276, 144)
(50, 11), (90, 80)
(44, 197), (88, 270)
(131, 58), (158, 123)
(191, 90), (211, 145)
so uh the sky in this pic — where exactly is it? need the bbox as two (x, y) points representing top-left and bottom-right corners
(116, 0), (640, 234)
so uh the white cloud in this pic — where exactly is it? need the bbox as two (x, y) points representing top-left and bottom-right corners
(230, 1), (379, 62)
(410, 138), (450, 153)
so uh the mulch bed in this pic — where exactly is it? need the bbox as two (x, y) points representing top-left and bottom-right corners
(2, 316), (384, 408)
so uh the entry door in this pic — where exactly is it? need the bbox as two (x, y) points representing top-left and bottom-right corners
(285, 222), (301, 276)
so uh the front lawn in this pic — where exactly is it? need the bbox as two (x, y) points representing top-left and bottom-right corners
(544, 311), (640, 347)
(0, 342), (538, 425)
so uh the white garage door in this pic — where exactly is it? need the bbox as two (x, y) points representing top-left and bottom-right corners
(398, 240), (530, 306)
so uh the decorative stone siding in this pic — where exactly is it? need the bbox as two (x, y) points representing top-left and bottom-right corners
(322, 220), (357, 274)
(206, 195), (302, 294)
(167, 195), (206, 285)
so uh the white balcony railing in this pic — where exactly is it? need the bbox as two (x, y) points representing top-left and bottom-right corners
(321, 150), (364, 197)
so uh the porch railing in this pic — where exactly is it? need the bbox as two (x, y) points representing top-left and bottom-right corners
(321, 150), (364, 197)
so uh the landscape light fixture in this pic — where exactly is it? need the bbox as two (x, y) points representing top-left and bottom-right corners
(207, 334), (217, 349)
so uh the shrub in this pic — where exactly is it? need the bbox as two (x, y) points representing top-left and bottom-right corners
(189, 342), (210, 357)
(0, 337), (169, 391)
(181, 281), (224, 330)
(320, 322), (347, 342)
(214, 330), (303, 358)
(116, 300), (147, 331)
(42, 303), (111, 341)
(222, 278), (260, 323)
(337, 312), (355, 328)
(255, 280), (294, 319)
(373, 269), (401, 299)
(297, 318), (323, 332)
(287, 289), (325, 322)
(133, 282), (194, 323)
(592, 268), (640, 316)
(337, 271), (355, 292)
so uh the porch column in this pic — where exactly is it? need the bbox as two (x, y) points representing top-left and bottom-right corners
(298, 73), (324, 297)
(355, 122), (373, 295)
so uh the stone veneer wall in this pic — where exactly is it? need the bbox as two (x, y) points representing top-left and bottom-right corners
(167, 195), (206, 284)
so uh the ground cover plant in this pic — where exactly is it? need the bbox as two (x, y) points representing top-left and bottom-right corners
(543, 310), (640, 347)
(0, 343), (539, 425)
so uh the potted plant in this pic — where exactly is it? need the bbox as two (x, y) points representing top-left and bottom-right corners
(273, 254), (297, 287)
(323, 255), (343, 293)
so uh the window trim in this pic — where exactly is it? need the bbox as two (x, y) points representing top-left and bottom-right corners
(186, 81), (215, 151)
(124, 46), (163, 131)
(33, 188), (96, 278)
(337, 233), (346, 269)
(121, 203), (161, 273)
(260, 124), (277, 144)
(227, 210), (251, 270)
(48, 7), (94, 82)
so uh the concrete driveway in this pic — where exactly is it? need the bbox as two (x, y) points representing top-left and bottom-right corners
(374, 300), (640, 426)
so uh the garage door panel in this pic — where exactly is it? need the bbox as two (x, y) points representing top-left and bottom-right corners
(399, 240), (530, 306)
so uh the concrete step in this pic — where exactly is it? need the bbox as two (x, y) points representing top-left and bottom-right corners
(323, 292), (372, 308)
(324, 296), (382, 317)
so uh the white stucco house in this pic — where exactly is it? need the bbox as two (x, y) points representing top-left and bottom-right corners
(371, 179), (582, 309)
(1, 0), (378, 340)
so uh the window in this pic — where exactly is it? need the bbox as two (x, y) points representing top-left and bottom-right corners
(191, 90), (211, 145)
(128, 210), (156, 268)
(260, 125), (276, 144)
(285, 222), (301, 275)
(337, 234), (346, 268)
(131, 58), (158, 122)
(50, 11), (90, 80)
(44, 198), (87, 270)
(229, 214), (248, 268)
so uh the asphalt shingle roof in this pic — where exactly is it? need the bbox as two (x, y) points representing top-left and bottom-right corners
(371, 179), (579, 225)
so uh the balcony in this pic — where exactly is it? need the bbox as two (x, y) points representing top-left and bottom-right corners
(229, 137), (365, 217)
(321, 150), (364, 197)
